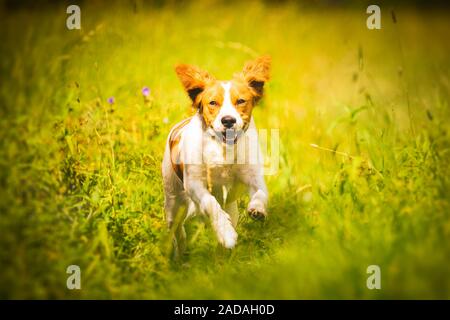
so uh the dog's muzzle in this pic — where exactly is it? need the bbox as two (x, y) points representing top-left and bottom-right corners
(221, 129), (244, 145)
(207, 128), (244, 145)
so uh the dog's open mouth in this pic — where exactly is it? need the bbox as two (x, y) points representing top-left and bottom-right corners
(216, 129), (243, 145)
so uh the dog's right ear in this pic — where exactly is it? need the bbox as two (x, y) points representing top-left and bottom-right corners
(241, 55), (271, 102)
(175, 64), (213, 107)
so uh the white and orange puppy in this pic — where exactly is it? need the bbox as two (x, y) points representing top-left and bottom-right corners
(162, 56), (270, 254)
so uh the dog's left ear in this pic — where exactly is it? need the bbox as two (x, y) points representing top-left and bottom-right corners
(175, 64), (214, 107)
(242, 55), (271, 101)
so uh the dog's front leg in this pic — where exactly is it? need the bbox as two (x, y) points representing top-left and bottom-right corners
(240, 169), (268, 220)
(184, 166), (238, 248)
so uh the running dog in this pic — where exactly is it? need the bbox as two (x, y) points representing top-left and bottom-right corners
(162, 56), (270, 254)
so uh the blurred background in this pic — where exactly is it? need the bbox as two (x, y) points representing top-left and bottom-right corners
(0, 0), (449, 299)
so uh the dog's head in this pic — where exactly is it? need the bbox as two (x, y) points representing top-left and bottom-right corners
(175, 56), (271, 143)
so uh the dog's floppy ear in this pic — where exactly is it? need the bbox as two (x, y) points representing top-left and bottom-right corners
(242, 55), (271, 101)
(175, 64), (214, 107)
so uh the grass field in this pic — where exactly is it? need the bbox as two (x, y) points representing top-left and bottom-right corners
(0, 1), (449, 299)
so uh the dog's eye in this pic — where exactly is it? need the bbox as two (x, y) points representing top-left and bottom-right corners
(209, 101), (218, 106)
(237, 99), (246, 105)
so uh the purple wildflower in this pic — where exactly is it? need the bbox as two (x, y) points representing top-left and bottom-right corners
(107, 97), (115, 105)
(142, 86), (150, 97)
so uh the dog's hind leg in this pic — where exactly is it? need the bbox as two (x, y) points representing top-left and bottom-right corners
(165, 195), (187, 259)
(173, 223), (187, 259)
(224, 201), (239, 228)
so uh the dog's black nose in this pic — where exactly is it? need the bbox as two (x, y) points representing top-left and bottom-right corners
(221, 116), (236, 128)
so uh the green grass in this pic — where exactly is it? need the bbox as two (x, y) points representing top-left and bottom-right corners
(0, 1), (449, 299)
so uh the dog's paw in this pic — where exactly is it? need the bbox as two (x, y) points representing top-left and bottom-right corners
(248, 208), (267, 221)
(215, 213), (238, 249)
(247, 200), (267, 221)
(222, 227), (238, 249)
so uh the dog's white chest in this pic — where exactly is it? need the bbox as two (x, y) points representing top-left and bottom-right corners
(203, 137), (225, 165)
(202, 137), (237, 186)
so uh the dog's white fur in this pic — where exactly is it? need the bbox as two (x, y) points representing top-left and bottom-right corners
(162, 58), (270, 254)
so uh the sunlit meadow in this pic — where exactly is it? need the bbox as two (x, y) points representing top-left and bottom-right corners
(0, 1), (449, 299)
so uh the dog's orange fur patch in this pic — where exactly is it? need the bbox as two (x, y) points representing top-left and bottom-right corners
(169, 117), (192, 181)
(199, 82), (224, 127)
